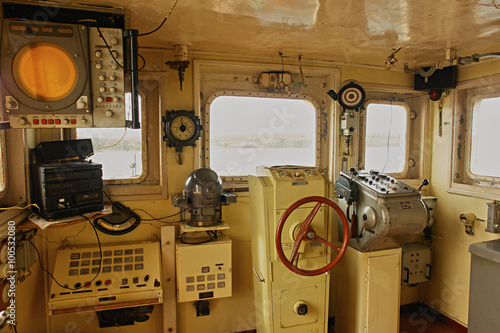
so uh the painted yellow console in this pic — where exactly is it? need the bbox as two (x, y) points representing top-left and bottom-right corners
(249, 166), (333, 332)
(335, 246), (402, 333)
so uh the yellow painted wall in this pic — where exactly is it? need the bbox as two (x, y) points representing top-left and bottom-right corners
(16, 51), (500, 332)
(422, 60), (500, 326)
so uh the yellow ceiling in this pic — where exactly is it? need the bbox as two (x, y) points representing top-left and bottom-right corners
(38, 0), (500, 67)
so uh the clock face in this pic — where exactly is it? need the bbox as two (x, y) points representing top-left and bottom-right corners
(170, 115), (196, 141)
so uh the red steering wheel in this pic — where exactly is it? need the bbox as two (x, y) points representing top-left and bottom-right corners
(275, 196), (349, 276)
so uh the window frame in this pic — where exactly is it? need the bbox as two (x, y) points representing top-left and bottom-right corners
(361, 100), (411, 177)
(71, 73), (167, 201)
(194, 59), (340, 185)
(203, 90), (321, 182)
(76, 91), (147, 184)
(451, 74), (500, 198)
(356, 84), (428, 181)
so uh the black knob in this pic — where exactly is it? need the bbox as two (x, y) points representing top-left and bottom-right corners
(418, 179), (430, 191)
(297, 303), (308, 316)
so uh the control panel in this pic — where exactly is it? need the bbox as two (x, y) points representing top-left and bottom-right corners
(48, 241), (162, 314)
(402, 242), (432, 284)
(176, 236), (232, 303)
(89, 27), (127, 127)
(345, 169), (417, 196)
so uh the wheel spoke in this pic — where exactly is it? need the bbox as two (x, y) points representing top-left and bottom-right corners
(289, 238), (303, 264)
(314, 234), (341, 251)
(303, 202), (323, 229)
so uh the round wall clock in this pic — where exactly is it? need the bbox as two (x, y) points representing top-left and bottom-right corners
(163, 110), (203, 151)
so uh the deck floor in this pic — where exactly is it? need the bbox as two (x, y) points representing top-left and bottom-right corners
(399, 305), (462, 333)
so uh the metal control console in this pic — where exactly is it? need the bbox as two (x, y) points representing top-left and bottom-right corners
(48, 241), (162, 315)
(335, 170), (428, 252)
(176, 236), (232, 303)
(89, 27), (126, 127)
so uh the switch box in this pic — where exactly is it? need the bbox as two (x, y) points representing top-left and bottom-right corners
(401, 242), (432, 284)
(176, 236), (232, 303)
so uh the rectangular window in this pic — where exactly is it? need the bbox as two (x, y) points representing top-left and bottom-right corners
(451, 75), (500, 199)
(76, 94), (144, 181)
(207, 94), (318, 177)
(364, 102), (408, 174)
(470, 97), (500, 178)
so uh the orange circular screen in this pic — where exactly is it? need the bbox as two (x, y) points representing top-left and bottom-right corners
(12, 42), (78, 102)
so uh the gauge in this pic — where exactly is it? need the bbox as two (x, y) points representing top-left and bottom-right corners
(163, 110), (203, 151)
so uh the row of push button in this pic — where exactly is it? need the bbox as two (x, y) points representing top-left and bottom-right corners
(32, 119), (79, 125)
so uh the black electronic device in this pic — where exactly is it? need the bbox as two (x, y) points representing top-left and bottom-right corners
(31, 161), (103, 220)
(414, 65), (457, 91)
(33, 139), (94, 163)
(31, 139), (103, 220)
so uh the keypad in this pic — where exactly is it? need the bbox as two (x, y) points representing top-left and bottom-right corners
(68, 247), (144, 276)
(185, 267), (227, 293)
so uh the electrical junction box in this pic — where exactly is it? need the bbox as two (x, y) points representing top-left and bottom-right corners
(401, 242), (432, 284)
(176, 236), (232, 303)
(340, 112), (356, 135)
(258, 72), (292, 90)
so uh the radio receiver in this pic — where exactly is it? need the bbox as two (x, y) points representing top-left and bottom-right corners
(0, 19), (127, 128)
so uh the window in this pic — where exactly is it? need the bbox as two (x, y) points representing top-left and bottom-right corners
(470, 97), (500, 177)
(364, 102), (408, 174)
(72, 75), (167, 201)
(206, 93), (318, 177)
(451, 75), (500, 198)
(358, 86), (427, 180)
(76, 94), (144, 181)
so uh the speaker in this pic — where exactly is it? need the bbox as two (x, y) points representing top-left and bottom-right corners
(33, 139), (94, 163)
(414, 65), (457, 91)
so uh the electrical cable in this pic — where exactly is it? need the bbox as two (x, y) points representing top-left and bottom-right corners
(180, 231), (217, 244)
(138, 0), (179, 37)
(95, 26), (146, 72)
(27, 217), (102, 291)
(35, 222), (88, 244)
(0, 203), (39, 211)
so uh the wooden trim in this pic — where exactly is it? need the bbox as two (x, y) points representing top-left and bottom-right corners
(161, 226), (177, 333)
(51, 298), (160, 316)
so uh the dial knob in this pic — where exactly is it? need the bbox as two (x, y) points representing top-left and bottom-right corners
(97, 97), (104, 103)
(95, 63), (102, 70)
(111, 64), (118, 70)
(18, 117), (28, 125)
(6, 100), (18, 109)
(106, 110), (114, 117)
(99, 87), (106, 92)
(76, 100), (87, 109)
(62, 119), (69, 125)
(99, 75), (106, 81)
(109, 87), (116, 93)
(80, 118), (88, 125)
(113, 97), (120, 102)
(109, 75), (116, 81)
(95, 50), (102, 58)
(110, 38), (118, 46)
(293, 301), (308, 316)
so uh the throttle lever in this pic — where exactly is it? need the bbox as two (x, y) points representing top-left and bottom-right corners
(418, 179), (429, 192)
